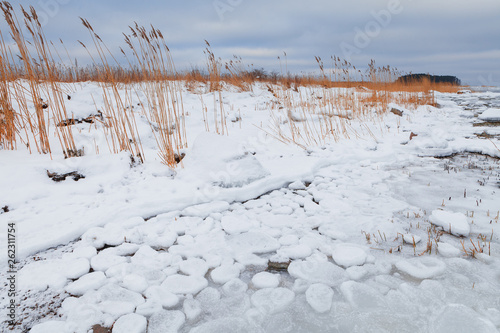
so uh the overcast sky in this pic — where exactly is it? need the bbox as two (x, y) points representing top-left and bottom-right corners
(1, 0), (499, 85)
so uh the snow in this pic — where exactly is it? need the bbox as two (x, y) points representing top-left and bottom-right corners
(1, 83), (500, 332)
(210, 262), (243, 284)
(395, 257), (447, 279)
(161, 275), (208, 295)
(479, 108), (500, 122)
(65, 271), (106, 296)
(288, 256), (346, 286)
(331, 243), (368, 267)
(112, 313), (147, 333)
(430, 210), (470, 237)
(147, 310), (185, 333)
(250, 288), (295, 314)
(251, 272), (280, 288)
(305, 283), (334, 313)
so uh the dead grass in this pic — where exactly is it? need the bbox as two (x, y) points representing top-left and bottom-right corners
(0, 2), (464, 161)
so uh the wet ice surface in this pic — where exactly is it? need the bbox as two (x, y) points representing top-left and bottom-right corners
(1, 88), (500, 332)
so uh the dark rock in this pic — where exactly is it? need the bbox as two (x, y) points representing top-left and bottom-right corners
(267, 260), (291, 271)
(174, 152), (186, 164)
(47, 171), (85, 182)
(390, 107), (403, 116)
(91, 324), (111, 333)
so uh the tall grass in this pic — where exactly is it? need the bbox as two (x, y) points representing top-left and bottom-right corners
(123, 23), (187, 167)
(0, 2), (463, 161)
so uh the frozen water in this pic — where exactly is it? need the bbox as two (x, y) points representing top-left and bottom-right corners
(429, 210), (470, 237)
(147, 310), (185, 333)
(112, 313), (147, 333)
(179, 258), (209, 276)
(288, 258), (346, 287)
(161, 274), (208, 294)
(331, 243), (368, 267)
(250, 288), (295, 314)
(251, 272), (280, 289)
(228, 231), (280, 254)
(65, 271), (106, 296)
(305, 283), (334, 313)
(396, 257), (447, 279)
(145, 286), (180, 308)
(210, 262), (243, 284)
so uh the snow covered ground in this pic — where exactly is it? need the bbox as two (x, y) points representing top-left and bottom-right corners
(1, 83), (500, 332)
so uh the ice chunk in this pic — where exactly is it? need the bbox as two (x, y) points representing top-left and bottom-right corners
(437, 242), (461, 257)
(65, 271), (106, 296)
(396, 257), (446, 279)
(145, 286), (179, 308)
(251, 288), (295, 314)
(277, 244), (312, 259)
(130, 245), (171, 269)
(69, 246), (97, 259)
(340, 281), (386, 310)
(161, 275), (208, 294)
(179, 258), (209, 276)
(431, 304), (497, 333)
(331, 244), (367, 267)
(190, 318), (251, 333)
(305, 283), (334, 313)
(402, 234), (422, 244)
(196, 287), (221, 308)
(183, 297), (202, 321)
(479, 108), (500, 122)
(251, 272), (280, 289)
(430, 210), (470, 237)
(135, 300), (162, 317)
(91, 253), (127, 272)
(279, 234), (299, 246)
(221, 215), (253, 234)
(18, 258), (90, 292)
(99, 300), (135, 317)
(122, 274), (149, 293)
(92, 284), (145, 307)
(211, 263), (242, 284)
(288, 258), (345, 287)
(228, 231), (280, 254)
(147, 310), (185, 333)
(112, 313), (147, 333)
(222, 278), (248, 297)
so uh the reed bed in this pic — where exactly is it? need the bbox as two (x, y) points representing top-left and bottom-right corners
(0, 2), (463, 165)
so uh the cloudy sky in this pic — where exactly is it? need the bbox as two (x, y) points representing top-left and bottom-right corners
(1, 0), (499, 85)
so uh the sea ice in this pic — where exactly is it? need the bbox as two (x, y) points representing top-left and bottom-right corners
(478, 108), (500, 122)
(112, 313), (147, 333)
(228, 231), (280, 254)
(65, 271), (107, 296)
(250, 288), (295, 314)
(288, 258), (346, 287)
(430, 210), (470, 237)
(305, 283), (334, 313)
(147, 310), (185, 333)
(437, 242), (462, 257)
(161, 275), (208, 294)
(331, 244), (367, 267)
(179, 258), (209, 276)
(251, 272), (280, 288)
(210, 263), (243, 284)
(395, 257), (446, 279)
(144, 286), (180, 308)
